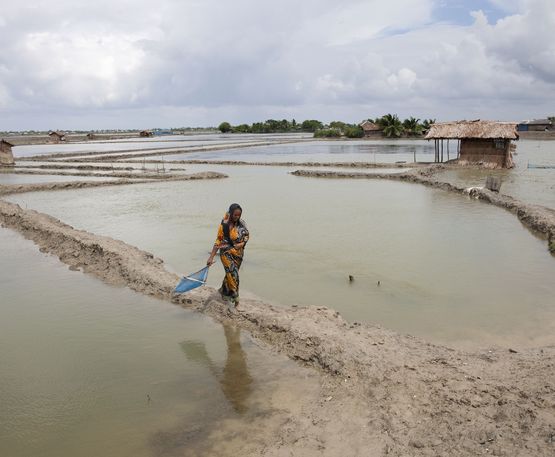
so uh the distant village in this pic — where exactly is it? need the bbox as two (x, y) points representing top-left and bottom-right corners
(0, 117), (553, 170)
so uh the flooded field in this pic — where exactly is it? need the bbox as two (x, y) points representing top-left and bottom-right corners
(12, 133), (312, 158)
(8, 163), (555, 349)
(436, 140), (555, 209)
(0, 229), (320, 457)
(157, 139), (436, 164)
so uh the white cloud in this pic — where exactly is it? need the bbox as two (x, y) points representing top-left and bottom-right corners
(0, 0), (554, 128)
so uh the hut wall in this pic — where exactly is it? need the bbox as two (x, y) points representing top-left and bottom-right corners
(0, 143), (15, 166)
(459, 139), (512, 169)
(528, 124), (551, 132)
(363, 130), (383, 138)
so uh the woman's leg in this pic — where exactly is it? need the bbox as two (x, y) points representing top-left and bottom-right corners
(220, 252), (242, 301)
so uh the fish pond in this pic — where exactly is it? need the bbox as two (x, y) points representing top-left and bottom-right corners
(7, 163), (555, 349)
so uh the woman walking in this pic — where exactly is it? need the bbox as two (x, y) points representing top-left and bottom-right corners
(207, 203), (249, 310)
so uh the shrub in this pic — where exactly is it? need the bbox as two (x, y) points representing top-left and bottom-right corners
(344, 126), (364, 138)
(218, 122), (231, 133)
(314, 128), (342, 138)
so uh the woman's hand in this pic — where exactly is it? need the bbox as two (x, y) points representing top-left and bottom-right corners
(206, 257), (215, 266)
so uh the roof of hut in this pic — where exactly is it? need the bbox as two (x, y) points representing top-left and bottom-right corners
(425, 120), (518, 140)
(1, 139), (14, 147)
(520, 118), (552, 125)
(359, 120), (382, 131)
(48, 131), (65, 137)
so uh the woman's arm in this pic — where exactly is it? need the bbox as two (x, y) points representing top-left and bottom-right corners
(207, 224), (224, 265)
(207, 244), (219, 265)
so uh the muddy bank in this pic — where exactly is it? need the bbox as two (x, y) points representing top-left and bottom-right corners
(0, 171), (227, 197)
(1, 197), (554, 456)
(2, 168), (192, 180)
(121, 159), (420, 168)
(15, 163), (135, 171)
(292, 168), (555, 254)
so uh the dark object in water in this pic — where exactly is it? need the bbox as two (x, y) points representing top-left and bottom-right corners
(377, 281), (381, 286)
(485, 176), (502, 192)
(349, 275), (354, 282)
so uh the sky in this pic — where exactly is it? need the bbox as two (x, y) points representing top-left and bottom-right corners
(0, 0), (554, 130)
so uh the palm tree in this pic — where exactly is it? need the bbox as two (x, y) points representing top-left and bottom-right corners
(403, 117), (423, 136)
(378, 114), (404, 138)
(422, 119), (436, 134)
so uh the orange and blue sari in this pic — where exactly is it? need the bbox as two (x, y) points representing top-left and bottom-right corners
(215, 213), (249, 301)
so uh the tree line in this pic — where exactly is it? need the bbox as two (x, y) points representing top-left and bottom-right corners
(218, 115), (435, 138)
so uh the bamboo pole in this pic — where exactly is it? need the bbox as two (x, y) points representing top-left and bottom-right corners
(440, 139), (444, 162)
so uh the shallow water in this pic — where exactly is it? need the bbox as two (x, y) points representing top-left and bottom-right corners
(9, 164), (555, 349)
(434, 140), (555, 209)
(0, 228), (319, 457)
(13, 133), (311, 158)
(158, 139), (435, 164)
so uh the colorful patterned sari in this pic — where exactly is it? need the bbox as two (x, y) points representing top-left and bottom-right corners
(215, 213), (249, 301)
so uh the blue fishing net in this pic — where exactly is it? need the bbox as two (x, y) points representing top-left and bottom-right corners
(174, 266), (209, 293)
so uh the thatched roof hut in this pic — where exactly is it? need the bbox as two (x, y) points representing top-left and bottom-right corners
(425, 120), (518, 169)
(48, 131), (66, 143)
(139, 130), (153, 138)
(0, 139), (15, 166)
(86, 132), (97, 140)
(425, 120), (518, 140)
(359, 120), (382, 138)
(518, 119), (553, 132)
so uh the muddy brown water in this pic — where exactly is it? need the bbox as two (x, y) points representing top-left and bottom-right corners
(0, 229), (320, 457)
(435, 140), (555, 209)
(7, 163), (555, 350)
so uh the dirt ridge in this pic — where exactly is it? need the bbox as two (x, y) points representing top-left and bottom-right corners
(0, 172), (227, 196)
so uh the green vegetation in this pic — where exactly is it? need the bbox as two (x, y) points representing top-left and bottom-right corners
(377, 114), (404, 138)
(218, 122), (232, 133)
(300, 120), (324, 132)
(403, 117), (424, 136)
(314, 128), (341, 138)
(214, 116), (435, 139)
(344, 125), (364, 138)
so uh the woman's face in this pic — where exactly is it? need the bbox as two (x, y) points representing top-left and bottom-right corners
(231, 209), (242, 222)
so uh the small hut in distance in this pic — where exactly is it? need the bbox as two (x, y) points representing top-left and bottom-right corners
(0, 139), (15, 166)
(425, 120), (518, 168)
(86, 132), (97, 140)
(48, 131), (66, 143)
(139, 130), (153, 138)
(359, 120), (383, 138)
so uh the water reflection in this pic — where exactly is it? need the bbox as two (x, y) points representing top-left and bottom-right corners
(180, 325), (253, 414)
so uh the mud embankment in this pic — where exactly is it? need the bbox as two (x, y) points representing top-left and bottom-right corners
(15, 163), (135, 171)
(291, 168), (555, 254)
(0, 171), (227, 197)
(1, 196), (554, 456)
(3, 168), (192, 180)
(121, 159), (419, 168)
